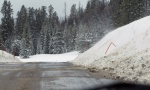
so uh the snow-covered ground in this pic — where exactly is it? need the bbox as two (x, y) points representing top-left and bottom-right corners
(71, 16), (150, 84)
(0, 50), (20, 62)
(17, 51), (79, 62)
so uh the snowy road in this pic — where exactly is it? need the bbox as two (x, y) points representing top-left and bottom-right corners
(0, 62), (115, 90)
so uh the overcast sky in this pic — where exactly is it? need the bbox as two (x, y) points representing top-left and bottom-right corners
(0, 0), (88, 19)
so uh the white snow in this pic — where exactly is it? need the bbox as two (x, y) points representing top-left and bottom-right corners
(71, 16), (150, 84)
(0, 50), (20, 62)
(17, 51), (79, 62)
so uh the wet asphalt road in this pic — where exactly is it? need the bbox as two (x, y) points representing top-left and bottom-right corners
(0, 62), (115, 90)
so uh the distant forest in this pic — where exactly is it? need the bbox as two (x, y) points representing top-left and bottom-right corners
(0, 0), (150, 58)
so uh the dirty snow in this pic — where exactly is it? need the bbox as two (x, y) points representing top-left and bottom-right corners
(72, 16), (150, 84)
(0, 50), (20, 63)
(17, 51), (79, 62)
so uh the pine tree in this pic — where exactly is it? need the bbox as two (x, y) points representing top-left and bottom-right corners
(64, 2), (67, 23)
(28, 7), (36, 54)
(52, 28), (64, 54)
(112, 0), (145, 27)
(47, 5), (54, 54)
(48, 5), (54, 18)
(69, 4), (77, 25)
(35, 8), (42, 33)
(144, 0), (150, 15)
(1, 0), (14, 43)
(84, 1), (91, 21)
(64, 4), (78, 51)
(20, 16), (33, 58)
(0, 25), (2, 50)
(128, 0), (145, 22)
(43, 19), (51, 54)
(41, 6), (47, 25)
(63, 21), (68, 52)
(14, 5), (28, 56)
(37, 19), (47, 54)
(71, 20), (77, 50)
(111, 0), (122, 27)
(15, 5), (27, 37)
(34, 6), (47, 54)
(77, 2), (84, 21)
(52, 11), (63, 53)
(36, 5), (54, 54)
(35, 6), (47, 34)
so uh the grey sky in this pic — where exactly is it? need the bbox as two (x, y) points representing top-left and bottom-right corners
(0, 0), (88, 19)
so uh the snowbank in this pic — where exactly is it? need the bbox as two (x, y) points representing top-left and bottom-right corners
(0, 50), (20, 63)
(72, 16), (150, 84)
(18, 51), (79, 62)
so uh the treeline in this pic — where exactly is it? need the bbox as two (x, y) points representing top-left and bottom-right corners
(0, 0), (150, 58)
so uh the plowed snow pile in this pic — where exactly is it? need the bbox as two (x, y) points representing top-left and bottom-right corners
(0, 50), (20, 63)
(72, 16), (150, 84)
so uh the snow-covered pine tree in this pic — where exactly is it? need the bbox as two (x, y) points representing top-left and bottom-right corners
(63, 3), (68, 52)
(36, 5), (55, 54)
(144, 0), (150, 15)
(35, 6), (47, 54)
(36, 20), (47, 54)
(52, 12), (64, 54)
(41, 6), (47, 25)
(52, 28), (64, 54)
(47, 5), (54, 54)
(63, 22), (68, 52)
(75, 22), (92, 52)
(35, 7), (47, 54)
(13, 5), (28, 56)
(0, 26), (2, 50)
(50, 11), (60, 53)
(65, 4), (78, 52)
(35, 8), (42, 33)
(126, 0), (145, 23)
(111, 0), (145, 27)
(1, 0), (14, 46)
(75, 23), (85, 52)
(43, 20), (51, 54)
(71, 20), (77, 50)
(28, 7), (36, 55)
(15, 5), (27, 37)
(20, 16), (33, 58)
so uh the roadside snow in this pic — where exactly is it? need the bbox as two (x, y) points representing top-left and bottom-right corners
(17, 51), (79, 62)
(72, 16), (150, 84)
(0, 50), (20, 63)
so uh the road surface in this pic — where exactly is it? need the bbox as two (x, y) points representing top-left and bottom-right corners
(0, 62), (115, 90)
